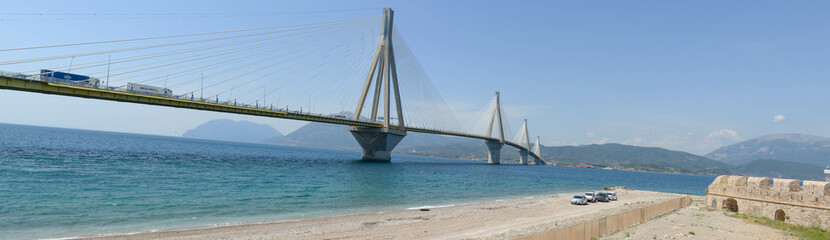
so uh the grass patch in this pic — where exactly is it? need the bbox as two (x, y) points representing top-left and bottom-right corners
(727, 213), (830, 240)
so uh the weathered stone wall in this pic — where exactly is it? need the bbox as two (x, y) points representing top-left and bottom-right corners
(521, 196), (692, 240)
(706, 175), (830, 229)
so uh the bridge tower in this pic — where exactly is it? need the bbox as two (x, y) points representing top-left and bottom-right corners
(517, 119), (531, 165)
(350, 8), (406, 161)
(532, 136), (543, 164)
(532, 136), (542, 158)
(485, 91), (505, 164)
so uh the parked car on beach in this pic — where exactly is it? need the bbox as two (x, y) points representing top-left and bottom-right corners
(595, 192), (609, 202)
(606, 192), (617, 201)
(584, 192), (596, 202)
(571, 195), (588, 205)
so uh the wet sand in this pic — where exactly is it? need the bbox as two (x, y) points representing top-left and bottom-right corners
(85, 189), (682, 240)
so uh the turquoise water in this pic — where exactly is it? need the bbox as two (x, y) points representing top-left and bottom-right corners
(0, 123), (715, 239)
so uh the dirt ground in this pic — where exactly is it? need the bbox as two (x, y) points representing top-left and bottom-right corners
(601, 196), (796, 240)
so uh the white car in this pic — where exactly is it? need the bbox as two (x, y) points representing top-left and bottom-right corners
(606, 192), (618, 201)
(584, 192), (596, 203)
(571, 195), (588, 205)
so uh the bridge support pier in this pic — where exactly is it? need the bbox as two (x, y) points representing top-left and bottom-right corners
(485, 140), (504, 165)
(349, 126), (406, 162)
(518, 149), (529, 165)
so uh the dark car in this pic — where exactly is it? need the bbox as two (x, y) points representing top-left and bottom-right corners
(595, 192), (609, 202)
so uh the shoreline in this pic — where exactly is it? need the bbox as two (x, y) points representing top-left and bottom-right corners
(82, 188), (684, 240)
(65, 193), (552, 240)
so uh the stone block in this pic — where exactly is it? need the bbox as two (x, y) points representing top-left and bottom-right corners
(713, 175), (729, 186)
(728, 176), (748, 188)
(802, 181), (830, 196)
(747, 177), (770, 190)
(773, 178), (801, 193)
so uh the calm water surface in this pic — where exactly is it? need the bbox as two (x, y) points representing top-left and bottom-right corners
(0, 123), (715, 239)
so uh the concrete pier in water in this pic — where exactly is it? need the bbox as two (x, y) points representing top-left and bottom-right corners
(485, 140), (504, 164)
(349, 126), (406, 162)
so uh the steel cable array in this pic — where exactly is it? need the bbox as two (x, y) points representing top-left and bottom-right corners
(0, 13), (498, 136)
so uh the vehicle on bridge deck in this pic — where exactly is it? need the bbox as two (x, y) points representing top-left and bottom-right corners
(571, 195), (588, 205)
(39, 69), (100, 88)
(126, 83), (173, 97)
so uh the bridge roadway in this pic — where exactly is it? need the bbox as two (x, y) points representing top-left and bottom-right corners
(0, 76), (541, 160)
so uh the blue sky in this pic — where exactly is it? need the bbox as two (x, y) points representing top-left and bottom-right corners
(1, 1), (829, 155)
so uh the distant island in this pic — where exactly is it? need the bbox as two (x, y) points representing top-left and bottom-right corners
(267, 120), (469, 150)
(182, 119), (283, 144)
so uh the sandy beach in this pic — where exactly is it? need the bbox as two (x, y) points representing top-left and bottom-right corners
(84, 189), (683, 240)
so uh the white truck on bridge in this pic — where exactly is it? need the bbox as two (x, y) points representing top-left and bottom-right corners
(127, 83), (173, 97)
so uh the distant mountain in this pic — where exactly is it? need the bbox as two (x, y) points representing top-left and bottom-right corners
(397, 140), (508, 160)
(268, 126), (830, 178)
(542, 143), (733, 175)
(265, 122), (357, 149)
(705, 133), (830, 166)
(733, 159), (826, 181)
(183, 119), (282, 144)
(265, 121), (469, 150)
(401, 142), (732, 175)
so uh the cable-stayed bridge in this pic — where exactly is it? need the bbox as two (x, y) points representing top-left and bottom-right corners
(0, 8), (543, 164)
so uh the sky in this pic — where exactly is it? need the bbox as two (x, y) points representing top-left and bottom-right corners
(1, 1), (830, 155)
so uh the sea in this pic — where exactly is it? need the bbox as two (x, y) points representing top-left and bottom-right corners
(0, 123), (716, 239)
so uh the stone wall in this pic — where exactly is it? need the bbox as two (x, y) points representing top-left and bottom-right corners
(706, 175), (830, 229)
(521, 196), (692, 240)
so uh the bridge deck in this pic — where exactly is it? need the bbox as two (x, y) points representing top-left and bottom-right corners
(0, 76), (539, 160)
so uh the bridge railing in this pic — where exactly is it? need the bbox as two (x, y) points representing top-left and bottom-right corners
(0, 71), (41, 82)
(0, 70), (379, 122)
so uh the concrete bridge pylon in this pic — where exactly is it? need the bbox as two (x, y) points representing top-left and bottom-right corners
(485, 91), (505, 164)
(350, 8), (406, 161)
(531, 136), (543, 164)
(532, 136), (542, 158)
(517, 119), (530, 165)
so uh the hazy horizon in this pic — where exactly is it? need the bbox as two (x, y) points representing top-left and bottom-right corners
(3, 118), (827, 157)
